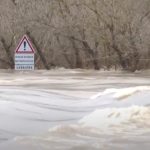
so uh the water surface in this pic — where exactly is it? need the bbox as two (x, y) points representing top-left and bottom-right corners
(0, 69), (150, 149)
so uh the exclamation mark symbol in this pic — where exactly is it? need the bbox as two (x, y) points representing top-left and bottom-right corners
(24, 41), (26, 51)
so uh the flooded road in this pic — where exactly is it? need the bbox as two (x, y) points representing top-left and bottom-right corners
(0, 69), (150, 150)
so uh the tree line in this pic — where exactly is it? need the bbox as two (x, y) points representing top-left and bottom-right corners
(0, 0), (150, 71)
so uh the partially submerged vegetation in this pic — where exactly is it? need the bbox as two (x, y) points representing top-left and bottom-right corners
(0, 0), (150, 71)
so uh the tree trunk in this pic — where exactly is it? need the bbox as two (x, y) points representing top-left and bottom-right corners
(26, 31), (50, 70)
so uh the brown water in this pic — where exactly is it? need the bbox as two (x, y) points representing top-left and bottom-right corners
(0, 69), (150, 150)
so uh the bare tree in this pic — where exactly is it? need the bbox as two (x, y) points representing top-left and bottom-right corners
(0, 0), (149, 71)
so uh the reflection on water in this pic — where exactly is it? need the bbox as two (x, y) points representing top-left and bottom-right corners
(0, 69), (150, 149)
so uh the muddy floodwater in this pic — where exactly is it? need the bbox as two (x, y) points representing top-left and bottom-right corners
(0, 69), (150, 150)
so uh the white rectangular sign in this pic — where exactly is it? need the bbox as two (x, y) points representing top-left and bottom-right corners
(15, 54), (34, 70)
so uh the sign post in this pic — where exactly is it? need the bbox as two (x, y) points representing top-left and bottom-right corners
(15, 35), (35, 70)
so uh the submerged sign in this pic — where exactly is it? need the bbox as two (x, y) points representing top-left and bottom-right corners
(15, 35), (35, 70)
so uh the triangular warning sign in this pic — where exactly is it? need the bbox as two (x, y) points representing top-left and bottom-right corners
(16, 35), (35, 53)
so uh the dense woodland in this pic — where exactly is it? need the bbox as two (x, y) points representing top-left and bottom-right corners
(0, 0), (150, 71)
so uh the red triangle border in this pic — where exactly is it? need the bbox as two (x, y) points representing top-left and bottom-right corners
(15, 35), (35, 54)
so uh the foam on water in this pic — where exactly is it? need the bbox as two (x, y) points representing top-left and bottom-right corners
(91, 86), (150, 100)
(0, 70), (150, 149)
(80, 106), (150, 133)
(1, 86), (149, 150)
